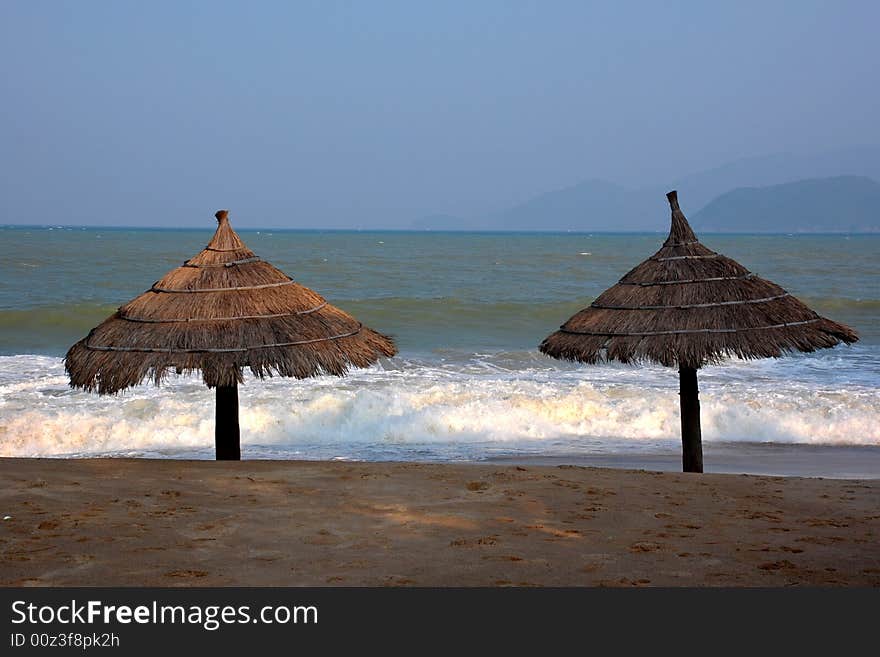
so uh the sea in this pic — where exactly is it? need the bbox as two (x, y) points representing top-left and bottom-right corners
(1, 226), (878, 477)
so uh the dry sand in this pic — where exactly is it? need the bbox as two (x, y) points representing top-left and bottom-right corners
(1, 458), (878, 587)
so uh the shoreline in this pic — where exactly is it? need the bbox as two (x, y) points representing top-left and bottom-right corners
(5, 443), (879, 480)
(1, 457), (878, 587)
(487, 443), (880, 479)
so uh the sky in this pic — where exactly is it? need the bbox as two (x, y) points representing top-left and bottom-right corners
(1, 1), (878, 228)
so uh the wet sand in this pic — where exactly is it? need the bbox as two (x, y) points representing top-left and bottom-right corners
(1, 458), (878, 587)
(490, 444), (880, 479)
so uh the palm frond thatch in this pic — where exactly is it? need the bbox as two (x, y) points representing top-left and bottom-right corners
(65, 210), (397, 393)
(540, 191), (858, 369)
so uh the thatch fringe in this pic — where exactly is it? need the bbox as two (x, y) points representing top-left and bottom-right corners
(540, 191), (858, 369)
(65, 210), (397, 393)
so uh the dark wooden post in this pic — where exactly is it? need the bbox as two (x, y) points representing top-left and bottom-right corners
(215, 382), (241, 461)
(678, 366), (703, 473)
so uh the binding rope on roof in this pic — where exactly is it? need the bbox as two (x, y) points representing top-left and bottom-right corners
(118, 302), (328, 323)
(653, 254), (720, 261)
(558, 317), (820, 337)
(621, 273), (755, 286)
(84, 323), (363, 353)
(183, 257), (263, 268)
(590, 293), (789, 311)
(151, 280), (295, 293)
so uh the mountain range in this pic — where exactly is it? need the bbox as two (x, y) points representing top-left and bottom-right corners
(414, 146), (880, 232)
(692, 176), (880, 233)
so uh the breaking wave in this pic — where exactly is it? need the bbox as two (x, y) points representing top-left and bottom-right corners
(1, 351), (877, 460)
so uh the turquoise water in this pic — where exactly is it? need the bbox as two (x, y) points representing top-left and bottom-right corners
(2, 226), (878, 353)
(1, 226), (878, 470)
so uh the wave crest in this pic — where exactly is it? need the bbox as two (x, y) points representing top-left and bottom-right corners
(1, 355), (877, 459)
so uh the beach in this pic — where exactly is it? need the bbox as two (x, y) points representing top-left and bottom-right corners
(1, 229), (878, 587)
(1, 458), (877, 587)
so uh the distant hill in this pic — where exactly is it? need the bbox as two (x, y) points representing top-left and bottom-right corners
(410, 180), (662, 231)
(692, 176), (880, 233)
(667, 145), (880, 211)
(411, 146), (880, 232)
(485, 179), (662, 231)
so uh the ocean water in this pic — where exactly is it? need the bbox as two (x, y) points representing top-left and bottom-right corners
(1, 226), (878, 474)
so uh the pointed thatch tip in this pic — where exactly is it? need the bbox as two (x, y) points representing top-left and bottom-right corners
(215, 209), (229, 224)
(664, 190), (697, 245)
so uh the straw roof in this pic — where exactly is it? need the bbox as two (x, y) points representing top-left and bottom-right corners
(540, 191), (858, 369)
(66, 210), (397, 393)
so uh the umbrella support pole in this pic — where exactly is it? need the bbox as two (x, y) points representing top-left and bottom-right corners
(679, 366), (703, 473)
(215, 383), (241, 461)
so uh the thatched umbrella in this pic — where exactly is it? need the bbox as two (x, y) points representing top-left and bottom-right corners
(65, 210), (397, 460)
(540, 191), (858, 473)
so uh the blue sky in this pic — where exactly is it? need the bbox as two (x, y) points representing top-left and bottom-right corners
(1, 1), (877, 227)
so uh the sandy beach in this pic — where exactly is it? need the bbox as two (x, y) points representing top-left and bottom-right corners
(0, 458), (877, 587)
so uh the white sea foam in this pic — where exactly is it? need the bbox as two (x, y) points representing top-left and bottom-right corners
(0, 353), (878, 460)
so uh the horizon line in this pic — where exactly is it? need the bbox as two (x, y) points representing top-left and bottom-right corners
(1, 224), (878, 236)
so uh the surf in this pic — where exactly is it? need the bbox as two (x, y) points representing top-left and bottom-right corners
(1, 353), (877, 460)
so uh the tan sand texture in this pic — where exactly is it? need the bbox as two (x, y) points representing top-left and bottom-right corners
(1, 459), (877, 587)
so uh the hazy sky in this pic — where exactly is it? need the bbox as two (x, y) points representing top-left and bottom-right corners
(1, 1), (877, 227)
